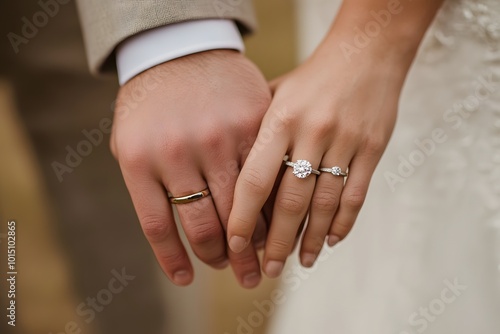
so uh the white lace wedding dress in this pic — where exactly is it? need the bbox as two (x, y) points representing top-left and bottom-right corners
(269, 1), (500, 333)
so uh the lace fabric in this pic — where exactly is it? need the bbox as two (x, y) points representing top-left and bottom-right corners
(430, 0), (500, 50)
(417, 0), (500, 215)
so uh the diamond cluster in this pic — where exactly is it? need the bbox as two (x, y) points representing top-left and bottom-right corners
(331, 166), (343, 176)
(292, 160), (313, 178)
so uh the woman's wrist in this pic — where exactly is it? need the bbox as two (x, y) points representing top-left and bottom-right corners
(307, 34), (410, 96)
(312, 0), (444, 73)
(313, 28), (418, 74)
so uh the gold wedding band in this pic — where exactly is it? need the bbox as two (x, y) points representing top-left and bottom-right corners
(169, 188), (211, 204)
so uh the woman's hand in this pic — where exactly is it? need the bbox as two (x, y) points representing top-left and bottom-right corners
(227, 48), (399, 277)
(227, 0), (444, 277)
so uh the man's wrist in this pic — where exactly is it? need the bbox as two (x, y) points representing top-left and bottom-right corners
(116, 19), (245, 85)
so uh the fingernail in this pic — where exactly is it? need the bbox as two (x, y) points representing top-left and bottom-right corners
(242, 272), (261, 288)
(265, 260), (284, 278)
(173, 270), (192, 285)
(229, 236), (248, 253)
(327, 235), (340, 247)
(301, 252), (317, 267)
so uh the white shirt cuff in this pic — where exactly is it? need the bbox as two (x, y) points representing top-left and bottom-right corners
(116, 19), (245, 85)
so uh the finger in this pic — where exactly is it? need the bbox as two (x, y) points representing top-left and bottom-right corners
(254, 164), (285, 249)
(122, 172), (193, 286)
(227, 123), (289, 254)
(253, 213), (268, 250)
(204, 154), (262, 287)
(328, 151), (378, 242)
(263, 151), (322, 278)
(166, 172), (227, 269)
(202, 150), (268, 244)
(204, 156), (240, 229)
(259, 164), (305, 252)
(294, 215), (307, 252)
(300, 148), (354, 267)
(227, 243), (262, 289)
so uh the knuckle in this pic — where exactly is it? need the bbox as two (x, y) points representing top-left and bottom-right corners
(156, 250), (187, 269)
(338, 127), (359, 145)
(186, 221), (222, 246)
(236, 114), (260, 135)
(309, 117), (335, 141)
(268, 238), (292, 254)
(303, 236), (325, 254)
(240, 167), (267, 196)
(331, 219), (354, 239)
(335, 121), (362, 146)
(364, 134), (387, 154)
(140, 216), (172, 243)
(311, 189), (339, 213)
(229, 215), (255, 236)
(119, 141), (148, 170)
(277, 189), (308, 215)
(266, 104), (298, 129)
(342, 188), (366, 211)
(198, 126), (225, 151)
(161, 134), (186, 162)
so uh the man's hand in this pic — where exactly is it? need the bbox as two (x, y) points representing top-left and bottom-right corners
(110, 50), (271, 288)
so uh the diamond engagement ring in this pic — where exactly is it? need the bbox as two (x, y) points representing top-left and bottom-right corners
(319, 166), (348, 177)
(284, 158), (320, 179)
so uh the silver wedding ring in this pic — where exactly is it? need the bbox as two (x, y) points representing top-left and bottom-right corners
(319, 166), (348, 177)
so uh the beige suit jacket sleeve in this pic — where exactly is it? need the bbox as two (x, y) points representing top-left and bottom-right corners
(76, 0), (257, 76)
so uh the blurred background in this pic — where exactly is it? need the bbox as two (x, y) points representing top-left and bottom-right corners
(0, 1), (299, 334)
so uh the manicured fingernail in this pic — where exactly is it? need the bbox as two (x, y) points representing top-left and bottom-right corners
(229, 236), (248, 253)
(301, 252), (317, 267)
(327, 235), (340, 247)
(173, 270), (191, 285)
(265, 260), (284, 278)
(242, 272), (261, 288)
